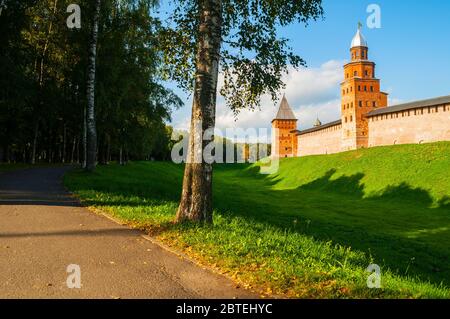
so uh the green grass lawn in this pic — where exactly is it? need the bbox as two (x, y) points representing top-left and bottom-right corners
(64, 142), (450, 298)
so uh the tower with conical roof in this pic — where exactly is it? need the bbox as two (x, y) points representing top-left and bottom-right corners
(341, 23), (388, 150)
(271, 95), (298, 158)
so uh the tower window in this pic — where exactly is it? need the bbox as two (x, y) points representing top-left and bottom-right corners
(359, 101), (362, 107)
(358, 85), (361, 91)
(364, 86), (367, 91)
(354, 71), (358, 76)
(370, 86), (374, 92)
(351, 102), (353, 108)
(365, 70), (368, 76)
(373, 101), (376, 107)
(350, 115), (353, 122)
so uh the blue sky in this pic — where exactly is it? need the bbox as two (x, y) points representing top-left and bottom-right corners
(161, 0), (450, 135)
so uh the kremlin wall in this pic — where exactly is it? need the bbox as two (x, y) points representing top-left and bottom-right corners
(271, 26), (450, 158)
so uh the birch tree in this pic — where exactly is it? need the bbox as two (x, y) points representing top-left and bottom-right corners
(85, 0), (101, 171)
(159, 0), (323, 223)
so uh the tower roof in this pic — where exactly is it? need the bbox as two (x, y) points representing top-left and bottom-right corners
(273, 95), (297, 121)
(351, 23), (368, 48)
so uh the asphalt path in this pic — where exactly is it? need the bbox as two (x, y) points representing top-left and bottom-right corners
(0, 166), (255, 299)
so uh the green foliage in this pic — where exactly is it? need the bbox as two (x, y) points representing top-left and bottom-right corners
(158, 0), (323, 114)
(65, 142), (450, 298)
(95, 0), (182, 162)
(0, 0), (180, 163)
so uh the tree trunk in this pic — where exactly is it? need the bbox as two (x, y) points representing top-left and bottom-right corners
(86, 0), (101, 172)
(82, 106), (87, 168)
(106, 135), (110, 165)
(175, 0), (222, 224)
(71, 136), (76, 163)
(31, 121), (39, 164)
(62, 123), (66, 163)
(76, 138), (80, 164)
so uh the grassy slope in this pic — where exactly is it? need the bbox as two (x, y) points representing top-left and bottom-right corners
(64, 142), (450, 298)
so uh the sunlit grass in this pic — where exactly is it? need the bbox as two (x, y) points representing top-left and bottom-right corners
(64, 142), (450, 298)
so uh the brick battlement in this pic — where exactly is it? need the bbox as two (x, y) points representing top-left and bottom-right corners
(271, 27), (450, 157)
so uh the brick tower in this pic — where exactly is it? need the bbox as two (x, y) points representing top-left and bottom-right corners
(341, 24), (388, 150)
(271, 95), (298, 157)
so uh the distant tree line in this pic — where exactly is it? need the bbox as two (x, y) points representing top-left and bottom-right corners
(1, 0), (322, 225)
(173, 130), (271, 163)
(0, 0), (181, 164)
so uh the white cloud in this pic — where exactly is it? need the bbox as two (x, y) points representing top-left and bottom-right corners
(388, 97), (403, 106)
(284, 60), (344, 105)
(174, 60), (346, 138)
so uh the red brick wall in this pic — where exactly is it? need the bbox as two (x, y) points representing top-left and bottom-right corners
(272, 120), (298, 158)
(368, 104), (450, 147)
(297, 124), (342, 156)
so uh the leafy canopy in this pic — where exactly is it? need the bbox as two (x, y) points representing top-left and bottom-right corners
(158, 0), (323, 114)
